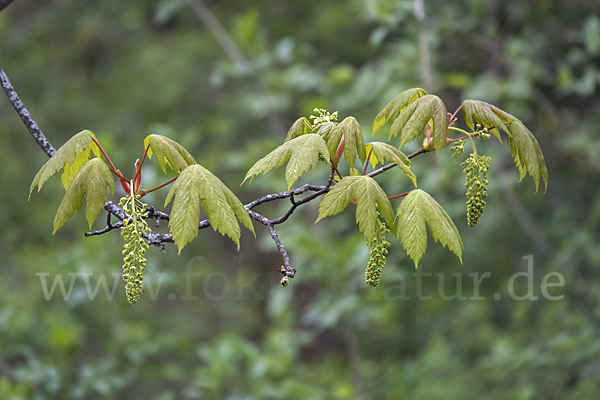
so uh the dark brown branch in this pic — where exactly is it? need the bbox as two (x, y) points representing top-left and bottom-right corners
(0, 0), (16, 13)
(0, 67), (56, 157)
(85, 211), (123, 237)
(271, 186), (329, 225)
(267, 222), (294, 278)
(144, 206), (170, 221)
(366, 147), (426, 179)
(85, 221), (124, 237)
(246, 183), (326, 210)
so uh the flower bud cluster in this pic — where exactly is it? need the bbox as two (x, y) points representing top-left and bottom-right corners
(450, 138), (467, 159)
(309, 108), (338, 127)
(365, 216), (391, 287)
(119, 196), (151, 304)
(461, 153), (491, 227)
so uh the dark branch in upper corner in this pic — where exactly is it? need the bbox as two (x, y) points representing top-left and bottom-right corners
(0, 68), (56, 157)
(0, 0), (16, 14)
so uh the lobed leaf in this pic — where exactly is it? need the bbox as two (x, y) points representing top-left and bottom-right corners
(461, 100), (517, 141)
(366, 142), (417, 187)
(53, 158), (115, 233)
(396, 189), (463, 268)
(30, 130), (98, 197)
(316, 121), (343, 161)
(316, 176), (396, 243)
(165, 164), (255, 253)
(284, 117), (312, 142)
(243, 134), (329, 190)
(61, 140), (101, 190)
(373, 88), (427, 134)
(507, 121), (549, 192)
(391, 95), (448, 154)
(144, 134), (196, 173)
(338, 116), (367, 168)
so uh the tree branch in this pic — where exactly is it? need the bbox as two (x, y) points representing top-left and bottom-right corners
(86, 146), (429, 278)
(0, 0), (16, 14)
(4, 64), (432, 280)
(0, 67), (56, 157)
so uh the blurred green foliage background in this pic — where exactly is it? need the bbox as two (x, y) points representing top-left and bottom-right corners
(1, 0), (599, 398)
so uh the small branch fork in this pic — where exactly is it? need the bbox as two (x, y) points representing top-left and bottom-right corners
(2, 63), (429, 281)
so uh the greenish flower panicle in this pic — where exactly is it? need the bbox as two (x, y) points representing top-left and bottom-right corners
(119, 195), (150, 304)
(309, 108), (338, 128)
(450, 138), (467, 159)
(461, 153), (491, 227)
(365, 214), (391, 287)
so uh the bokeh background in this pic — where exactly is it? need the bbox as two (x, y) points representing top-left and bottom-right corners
(1, 0), (599, 399)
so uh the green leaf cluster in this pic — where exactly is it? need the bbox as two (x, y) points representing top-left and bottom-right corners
(29, 130), (100, 196)
(390, 95), (448, 154)
(322, 117), (367, 167)
(462, 100), (515, 141)
(365, 142), (416, 187)
(373, 88), (427, 133)
(284, 117), (312, 142)
(52, 158), (115, 233)
(144, 134), (196, 173)
(374, 88), (448, 154)
(166, 164), (255, 252)
(461, 101), (548, 191)
(316, 176), (396, 243)
(507, 121), (549, 192)
(396, 189), (463, 268)
(119, 195), (150, 305)
(243, 134), (329, 190)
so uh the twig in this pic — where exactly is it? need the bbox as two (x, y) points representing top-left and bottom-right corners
(85, 221), (123, 237)
(366, 147), (425, 179)
(267, 222), (295, 278)
(144, 205), (170, 221)
(0, 0), (16, 14)
(85, 212), (122, 237)
(245, 208), (294, 276)
(245, 183), (326, 210)
(0, 68), (55, 157)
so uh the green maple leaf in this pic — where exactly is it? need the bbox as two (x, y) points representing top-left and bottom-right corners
(144, 134), (196, 173)
(507, 121), (549, 192)
(390, 95), (448, 154)
(243, 134), (329, 190)
(316, 121), (342, 159)
(461, 100), (517, 141)
(30, 130), (100, 197)
(396, 189), (463, 268)
(165, 164), (255, 253)
(284, 117), (313, 142)
(365, 142), (417, 187)
(373, 88), (427, 134)
(337, 116), (367, 168)
(316, 176), (396, 243)
(53, 158), (115, 233)
(314, 117), (366, 167)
